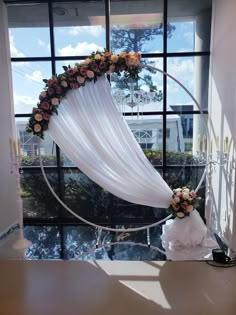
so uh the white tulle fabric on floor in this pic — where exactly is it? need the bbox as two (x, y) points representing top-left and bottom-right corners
(161, 210), (208, 248)
(48, 76), (173, 208)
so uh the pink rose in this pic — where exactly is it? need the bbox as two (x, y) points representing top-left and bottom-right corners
(34, 124), (41, 132)
(61, 80), (68, 88)
(77, 76), (85, 84)
(70, 82), (79, 89)
(39, 91), (47, 100)
(48, 87), (54, 96)
(177, 212), (185, 218)
(174, 196), (180, 203)
(43, 112), (51, 121)
(104, 51), (112, 58)
(180, 201), (188, 210)
(176, 191), (182, 197)
(47, 78), (55, 86)
(172, 203), (180, 211)
(51, 97), (59, 106)
(87, 70), (94, 79)
(32, 107), (40, 114)
(34, 113), (43, 122)
(40, 101), (50, 110)
(190, 191), (197, 198)
(67, 68), (76, 76)
(91, 64), (99, 72)
(80, 67), (87, 76)
(99, 62), (106, 69)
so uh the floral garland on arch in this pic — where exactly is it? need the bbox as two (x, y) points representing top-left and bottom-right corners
(26, 50), (142, 139)
(168, 187), (201, 219)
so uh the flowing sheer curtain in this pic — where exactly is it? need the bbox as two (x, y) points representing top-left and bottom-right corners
(49, 76), (173, 208)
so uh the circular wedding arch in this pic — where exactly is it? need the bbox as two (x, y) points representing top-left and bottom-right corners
(34, 61), (209, 234)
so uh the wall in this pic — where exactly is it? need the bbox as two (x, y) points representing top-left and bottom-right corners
(209, 0), (236, 250)
(0, 0), (18, 236)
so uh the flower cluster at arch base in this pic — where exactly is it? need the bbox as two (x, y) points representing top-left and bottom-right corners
(168, 187), (201, 219)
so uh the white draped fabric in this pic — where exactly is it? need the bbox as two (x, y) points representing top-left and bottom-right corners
(48, 76), (173, 208)
(46, 75), (217, 249)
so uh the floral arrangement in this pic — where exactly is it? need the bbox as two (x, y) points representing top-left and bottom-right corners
(26, 49), (142, 139)
(168, 187), (201, 219)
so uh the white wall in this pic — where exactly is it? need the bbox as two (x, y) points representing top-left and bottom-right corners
(209, 0), (236, 249)
(0, 0), (18, 236)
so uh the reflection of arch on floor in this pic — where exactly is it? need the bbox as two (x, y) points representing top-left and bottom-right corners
(71, 241), (166, 261)
(38, 64), (209, 254)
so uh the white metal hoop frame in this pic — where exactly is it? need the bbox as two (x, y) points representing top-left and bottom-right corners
(38, 64), (209, 234)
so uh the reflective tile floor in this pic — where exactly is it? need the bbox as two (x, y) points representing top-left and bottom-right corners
(0, 225), (167, 261)
(0, 225), (216, 261)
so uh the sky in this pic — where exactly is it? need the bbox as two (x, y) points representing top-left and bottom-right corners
(9, 21), (198, 115)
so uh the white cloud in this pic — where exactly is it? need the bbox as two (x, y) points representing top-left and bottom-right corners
(168, 58), (194, 81)
(58, 42), (103, 56)
(67, 26), (104, 37)
(25, 70), (44, 83)
(38, 39), (46, 46)
(183, 31), (193, 44)
(9, 32), (25, 58)
(14, 94), (37, 114)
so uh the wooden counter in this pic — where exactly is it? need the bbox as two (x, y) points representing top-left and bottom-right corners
(0, 260), (236, 315)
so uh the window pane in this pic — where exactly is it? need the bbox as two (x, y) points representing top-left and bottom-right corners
(166, 113), (208, 165)
(24, 226), (61, 259)
(110, 0), (164, 53)
(53, 1), (106, 57)
(12, 61), (52, 114)
(7, 3), (51, 57)
(111, 57), (163, 113)
(167, 0), (212, 52)
(167, 56), (210, 111)
(16, 118), (56, 167)
(61, 168), (165, 221)
(21, 170), (60, 219)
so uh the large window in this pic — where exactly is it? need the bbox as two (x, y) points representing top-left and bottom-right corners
(7, 0), (212, 227)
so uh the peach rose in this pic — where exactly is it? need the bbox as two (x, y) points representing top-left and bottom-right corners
(84, 58), (91, 64)
(77, 76), (85, 84)
(182, 192), (190, 200)
(39, 91), (47, 99)
(61, 80), (68, 88)
(34, 113), (43, 122)
(111, 54), (119, 63)
(34, 124), (41, 132)
(51, 98), (59, 106)
(187, 205), (193, 212)
(94, 54), (102, 60)
(87, 70), (94, 79)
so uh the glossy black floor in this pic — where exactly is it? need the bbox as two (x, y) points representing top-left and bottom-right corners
(23, 225), (166, 261)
